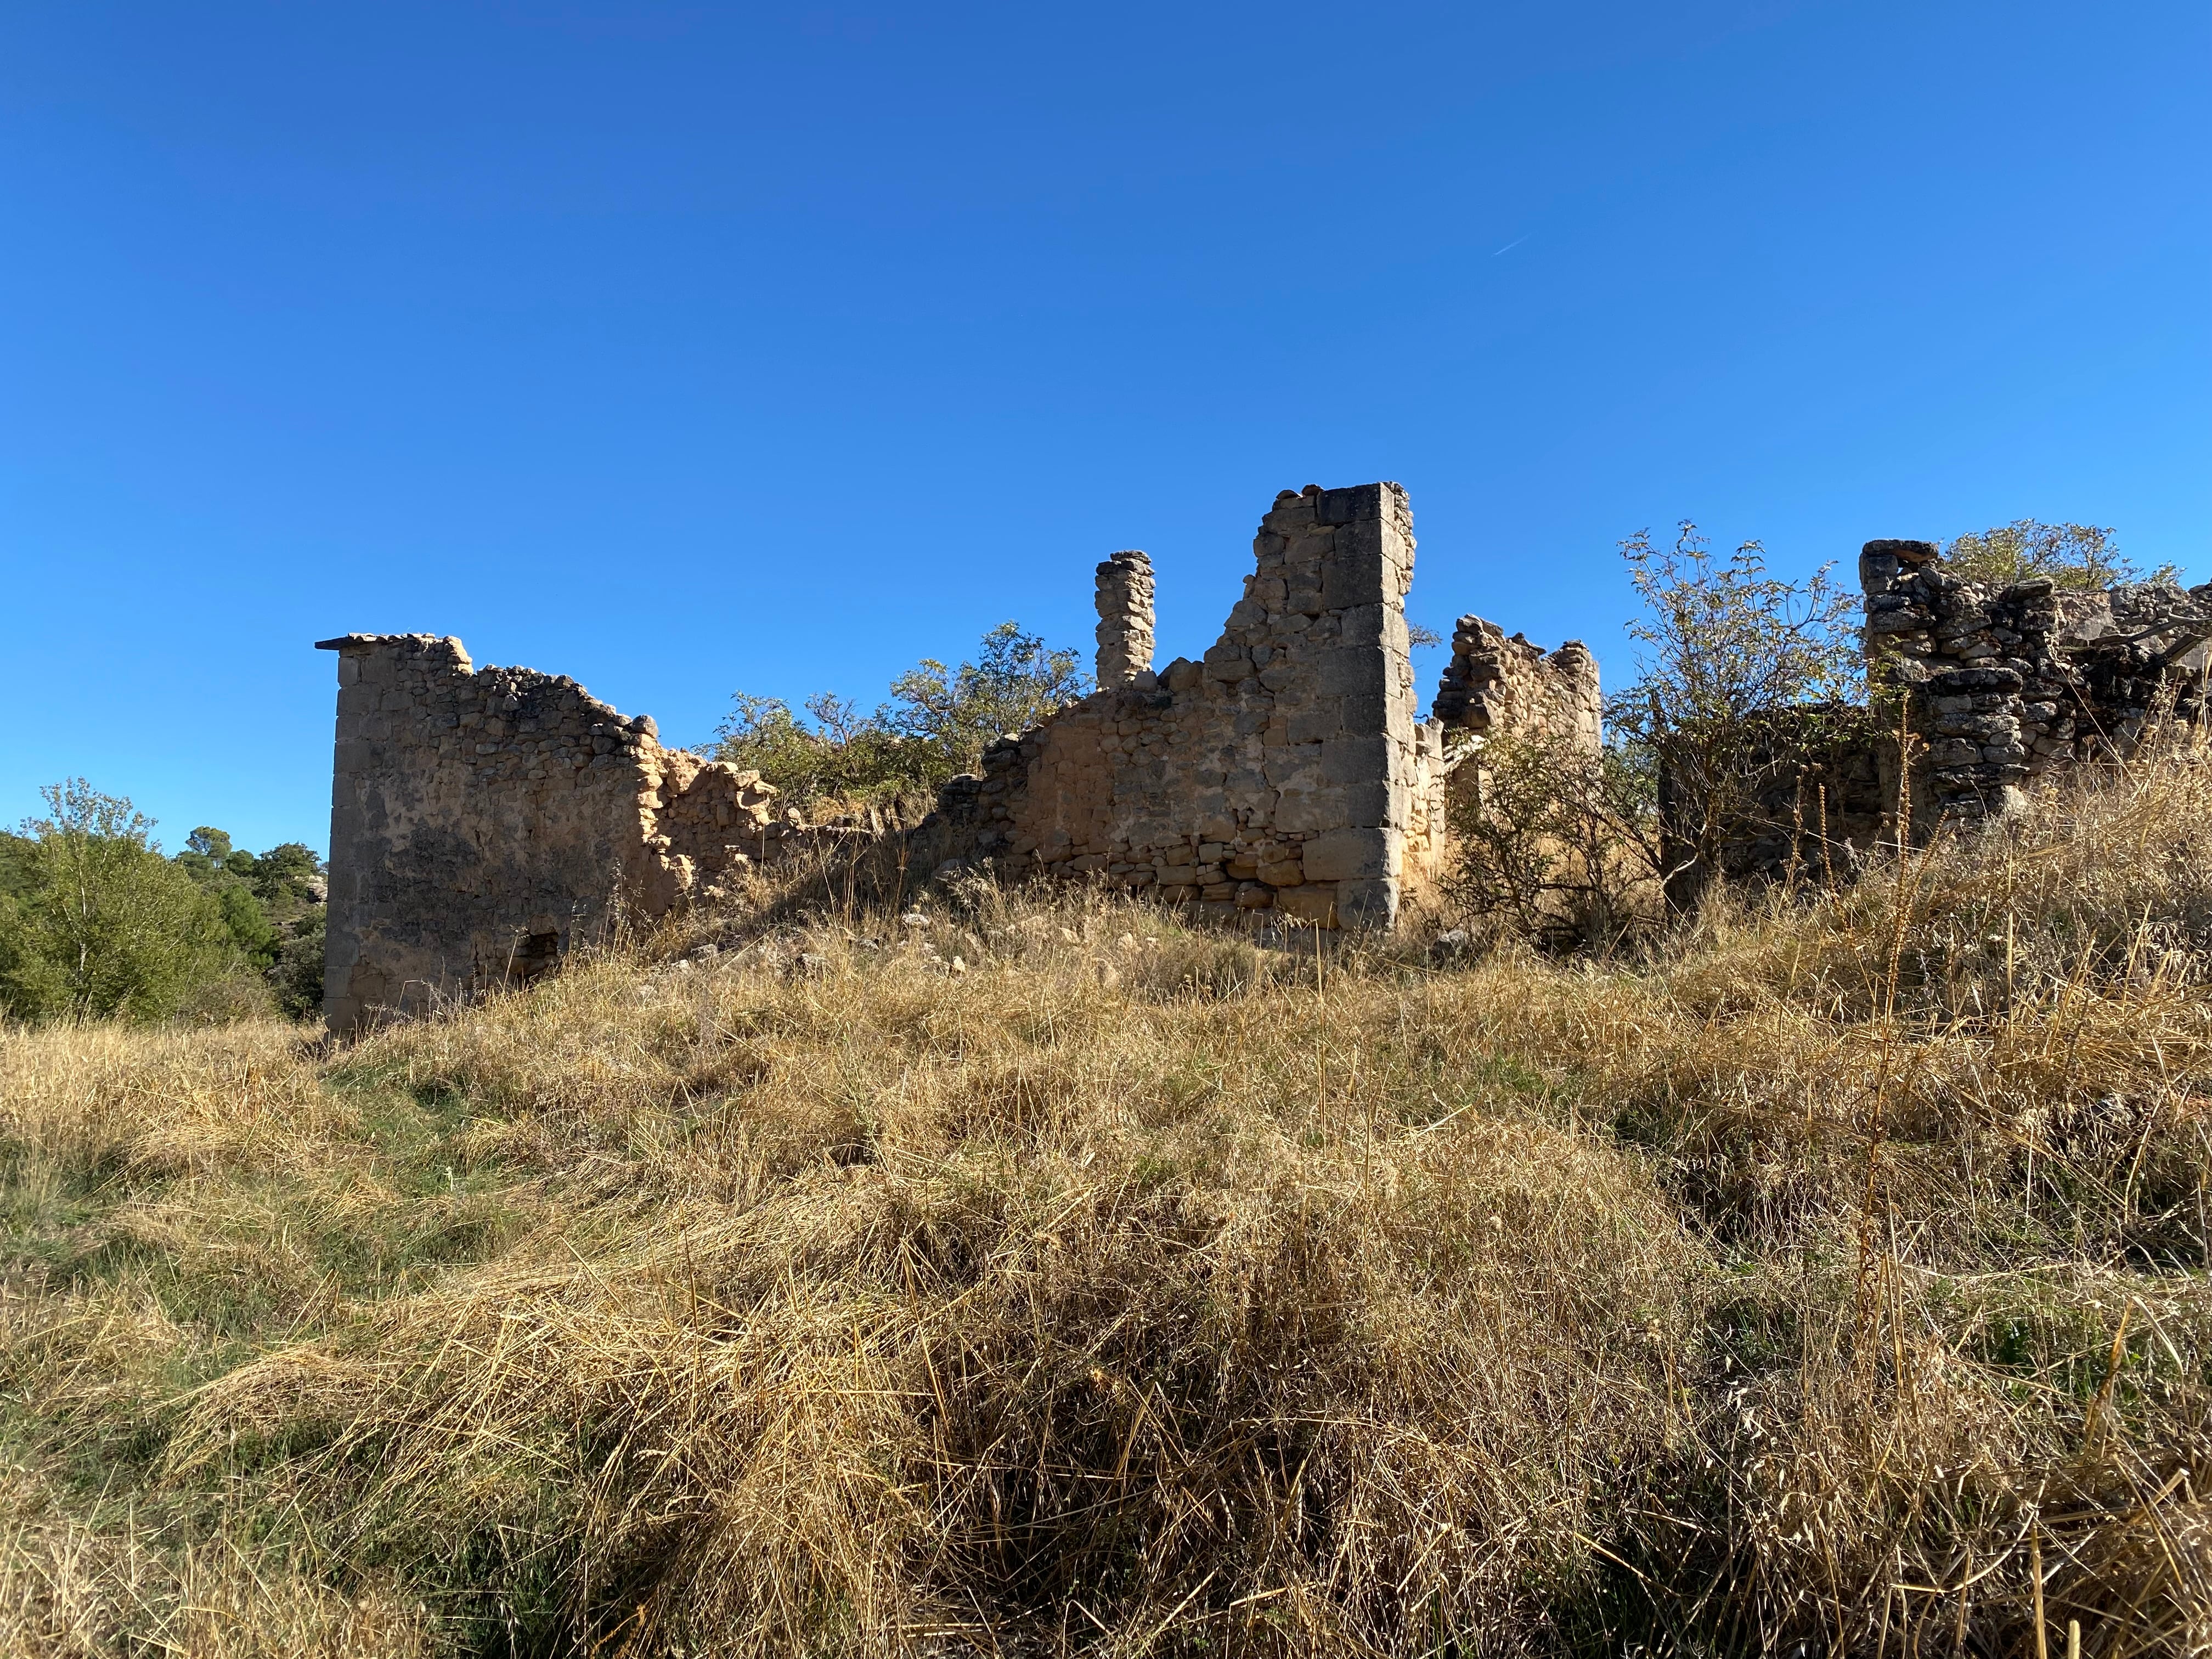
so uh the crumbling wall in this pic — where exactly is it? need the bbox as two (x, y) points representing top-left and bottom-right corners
(1861, 541), (2212, 824)
(1422, 618), (1603, 867)
(918, 482), (1421, 927)
(1094, 551), (1156, 691)
(1692, 544), (2212, 890)
(317, 634), (788, 1032)
(317, 479), (1592, 1018)
(1431, 618), (1601, 754)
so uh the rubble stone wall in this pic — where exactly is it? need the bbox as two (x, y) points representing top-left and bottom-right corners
(1094, 551), (1156, 691)
(1431, 618), (1601, 754)
(317, 633), (789, 1033)
(318, 479), (1604, 1028)
(1698, 544), (2212, 890)
(919, 482), (1421, 927)
(1861, 541), (2212, 825)
(1421, 618), (1604, 874)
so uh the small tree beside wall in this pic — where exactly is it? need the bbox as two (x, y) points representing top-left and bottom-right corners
(1442, 523), (1869, 951)
(1610, 523), (1865, 914)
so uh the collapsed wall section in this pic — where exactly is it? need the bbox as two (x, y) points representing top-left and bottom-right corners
(1431, 618), (1600, 752)
(1861, 541), (2212, 823)
(1421, 617), (1605, 891)
(919, 483), (1420, 927)
(1692, 543), (2212, 889)
(317, 633), (786, 1033)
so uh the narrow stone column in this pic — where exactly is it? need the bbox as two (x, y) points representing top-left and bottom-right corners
(1094, 550), (1156, 689)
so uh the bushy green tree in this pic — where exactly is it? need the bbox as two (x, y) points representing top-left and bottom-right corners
(713, 692), (938, 804)
(884, 622), (1087, 782)
(0, 782), (234, 1022)
(177, 825), (278, 967)
(273, 905), (326, 1019)
(173, 826), (329, 1014)
(716, 622), (1087, 808)
(249, 842), (323, 908)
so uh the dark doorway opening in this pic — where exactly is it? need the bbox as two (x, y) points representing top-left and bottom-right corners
(507, 930), (562, 983)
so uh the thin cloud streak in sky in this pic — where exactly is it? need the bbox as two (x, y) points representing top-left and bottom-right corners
(1491, 234), (1530, 256)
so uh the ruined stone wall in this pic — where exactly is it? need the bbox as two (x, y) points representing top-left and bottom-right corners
(919, 482), (1420, 927)
(1094, 551), (1156, 691)
(318, 478), (1600, 1019)
(1861, 541), (2212, 824)
(1419, 617), (1604, 885)
(318, 633), (788, 1032)
(1690, 545), (2212, 890)
(1431, 618), (1601, 754)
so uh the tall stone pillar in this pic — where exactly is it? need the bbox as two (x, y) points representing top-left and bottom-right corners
(1094, 550), (1156, 689)
(1270, 482), (1419, 929)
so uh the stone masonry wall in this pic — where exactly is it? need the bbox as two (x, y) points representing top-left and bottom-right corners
(918, 482), (1421, 927)
(1094, 551), (1156, 691)
(1861, 540), (2212, 825)
(1697, 543), (2212, 889)
(319, 478), (1592, 1025)
(317, 633), (791, 1033)
(1423, 617), (1603, 866)
(1431, 618), (1601, 753)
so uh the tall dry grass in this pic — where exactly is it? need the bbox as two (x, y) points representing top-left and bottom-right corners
(5, 752), (2212, 1654)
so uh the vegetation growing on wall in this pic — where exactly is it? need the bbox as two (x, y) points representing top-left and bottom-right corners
(1943, 518), (2175, 590)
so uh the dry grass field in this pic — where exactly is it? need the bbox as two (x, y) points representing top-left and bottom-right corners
(7, 754), (2212, 1656)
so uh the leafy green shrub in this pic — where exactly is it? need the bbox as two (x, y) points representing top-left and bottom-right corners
(175, 825), (329, 1017)
(715, 622), (1086, 808)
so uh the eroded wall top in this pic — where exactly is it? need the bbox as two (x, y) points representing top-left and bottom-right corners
(919, 482), (1420, 926)
(1431, 617), (1601, 754)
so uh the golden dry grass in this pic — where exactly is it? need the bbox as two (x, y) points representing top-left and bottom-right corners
(7, 755), (2212, 1655)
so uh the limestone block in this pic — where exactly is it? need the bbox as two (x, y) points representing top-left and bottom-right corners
(1335, 877), (1397, 928)
(1301, 826), (1398, 883)
(1276, 884), (1338, 924)
(1321, 733), (1391, 788)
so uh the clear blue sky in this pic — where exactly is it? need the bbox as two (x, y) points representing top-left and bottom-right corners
(3, 2), (2205, 855)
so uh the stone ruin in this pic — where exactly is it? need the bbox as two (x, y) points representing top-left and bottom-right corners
(315, 481), (1600, 1031)
(1862, 540), (2212, 819)
(915, 483), (1431, 928)
(314, 480), (2211, 1030)
(1431, 617), (1601, 755)
(315, 634), (826, 1034)
(1702, 541), (2212, 884)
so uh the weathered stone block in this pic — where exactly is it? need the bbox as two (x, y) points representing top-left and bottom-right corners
(1335, 878), (1396, 928)
(1301, 825), (1402, 883)
(1276, 884), (1338, 923)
